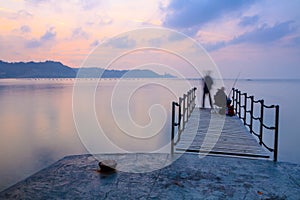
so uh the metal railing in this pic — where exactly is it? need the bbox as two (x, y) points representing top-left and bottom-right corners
(171, 87), (197, 155)
(232, 88), (279, 161)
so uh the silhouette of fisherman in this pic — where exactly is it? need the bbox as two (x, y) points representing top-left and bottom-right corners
(214, 87), (227, 114)
(202, 71), (213, 108)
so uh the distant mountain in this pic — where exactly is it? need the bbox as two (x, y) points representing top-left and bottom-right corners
(0, 60), (76, 78)
(73, 68), (175, 78)
(0, 60), (175, 78)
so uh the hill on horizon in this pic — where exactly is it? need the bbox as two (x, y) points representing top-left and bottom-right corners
(0, 60), (175, 79)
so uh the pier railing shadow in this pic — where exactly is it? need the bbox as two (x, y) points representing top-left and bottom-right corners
(171, 87), (197, 155)
(232, 88), (279, 162)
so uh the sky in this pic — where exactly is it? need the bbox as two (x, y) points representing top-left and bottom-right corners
(1, 0), (300, 79)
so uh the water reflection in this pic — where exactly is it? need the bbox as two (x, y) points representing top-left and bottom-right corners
(0, 79), (195, 191)
(95, 82), (175, 152)
(72, 79), (195, 156)
(0, 79), (87, 191)
(1, 78), (300, 191)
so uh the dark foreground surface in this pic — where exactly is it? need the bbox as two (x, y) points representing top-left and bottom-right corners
(1, 153), (300, 199)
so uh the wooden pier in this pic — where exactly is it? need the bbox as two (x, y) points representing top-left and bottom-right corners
(174, 108), (270, 159)
(171, 87), (279, 161)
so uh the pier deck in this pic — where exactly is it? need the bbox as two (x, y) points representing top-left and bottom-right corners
(175, 108), (270, 159)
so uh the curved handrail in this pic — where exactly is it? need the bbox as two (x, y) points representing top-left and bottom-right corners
(263, 104), (276, 109)
(262, 123), (275, 130)
(171, 87), (197, 154)
(232, 88), (279, 162)
(252, 116), (260, 120)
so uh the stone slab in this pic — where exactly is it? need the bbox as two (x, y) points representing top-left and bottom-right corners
(1, 153), (300, 199)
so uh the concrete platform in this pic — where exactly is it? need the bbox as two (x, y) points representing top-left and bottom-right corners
(1, 153), (300, 199)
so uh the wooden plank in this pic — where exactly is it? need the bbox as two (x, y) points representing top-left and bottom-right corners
(177, 147), (269, 157)
(189, 144), (264, 151)
(174, 108), (270, 159)
(182, 145), (268, 154)
(177, 142), (267, 152)
(176, 148), (270, 158)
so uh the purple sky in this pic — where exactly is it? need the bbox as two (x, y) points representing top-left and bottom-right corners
(1, 0), (300, 78)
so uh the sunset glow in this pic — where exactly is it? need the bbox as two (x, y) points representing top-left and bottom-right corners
(1, 0), (300, 78)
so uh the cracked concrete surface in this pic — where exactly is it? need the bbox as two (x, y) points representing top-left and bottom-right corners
(0, 153), (299, 199)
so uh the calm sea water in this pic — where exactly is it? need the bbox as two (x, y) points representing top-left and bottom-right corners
(0, 78), (299, 191)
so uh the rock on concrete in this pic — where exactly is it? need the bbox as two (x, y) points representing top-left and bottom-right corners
(0, 153), (300, 199)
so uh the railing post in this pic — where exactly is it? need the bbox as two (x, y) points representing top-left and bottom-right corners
(183, 94), (186, 125)
(192, 87), (196, 110)
(259, 100), (264, 145)
(194, 87), (197, 110)
(186, 94), (188, 121)
(235, 89), (238, 115)
(238, 91), (241, 118)
(190, 90), (192, 115)
(274, 105), (279, 162)
(178, 97), (182, 134)
(187, 90), (190, 118)
(171, 102), (176, 155)
(235, 90), (238, 115)
(244, 93), (247, 125)
(250, 96), (254, 134)
(188, 90), (192, 117)
(232, 88), (235, 111)
(192, 89), (194, 108)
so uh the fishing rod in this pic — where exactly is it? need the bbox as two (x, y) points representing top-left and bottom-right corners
(228, 71), (241, 98)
